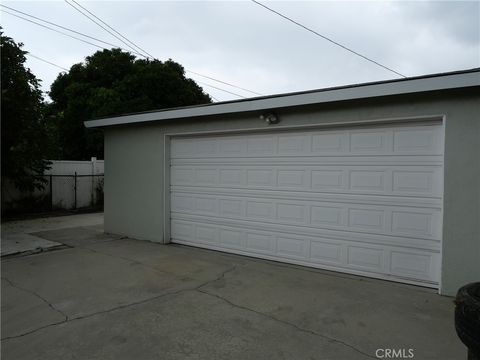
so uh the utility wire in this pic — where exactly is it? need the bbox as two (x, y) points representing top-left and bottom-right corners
(186, 70), (263, 96)
(63, 1), (263, 96)
(27, 52), (230, 103)
(26, 52), (228, 103)
(64, 0), (148, 59)
(67, 0), (155, 59)
(250, 0), (406, 78)
(1, 10), (108, 50)
(186, 72), (261, 97)
(27, 53), (69, 71)
(1, 4), (258, 98)
(0, 6), (145, 57)
(3, 10), (245, 99)
(195, 80), (247, 98)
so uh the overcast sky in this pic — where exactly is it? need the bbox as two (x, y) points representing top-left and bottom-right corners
(2, 0), (479, 102)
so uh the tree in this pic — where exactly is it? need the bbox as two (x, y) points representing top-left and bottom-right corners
(49, 49), (211, 160)
(1, 30), (51, 192)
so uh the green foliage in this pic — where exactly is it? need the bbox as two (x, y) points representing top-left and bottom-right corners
(49, 49), (212, 159)
(1, 30), (51, 191)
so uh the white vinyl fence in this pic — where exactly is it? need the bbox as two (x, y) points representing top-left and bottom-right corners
(2, 158), (104, 213)
(45, 158), (104, 209)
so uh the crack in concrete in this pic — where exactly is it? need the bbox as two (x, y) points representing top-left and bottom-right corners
(171, 244), (436, 296)
(3, 250), (375, 359)
(3, 263), (375, 359)
(76, 246), (175, 278)
(1, 276), (69, 328)
(0, 319), (68, 341)
(2, 277), (69, 321)
(1, 265), (237, 341)
(196, 287), (376, 360)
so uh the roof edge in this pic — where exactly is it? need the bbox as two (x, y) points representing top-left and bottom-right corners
(85, 68), (480, 128)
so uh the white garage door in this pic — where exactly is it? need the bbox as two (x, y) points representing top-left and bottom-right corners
(170, 122), (444, 287)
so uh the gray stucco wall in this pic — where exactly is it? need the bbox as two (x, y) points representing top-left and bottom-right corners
(104, 88), (479, 296)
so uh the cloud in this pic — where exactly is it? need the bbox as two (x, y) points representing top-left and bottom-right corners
(2, 0), (479, 101)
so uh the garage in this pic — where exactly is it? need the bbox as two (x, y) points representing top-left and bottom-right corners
(169, 122), (443, 286)
(85, 68), (479, 295)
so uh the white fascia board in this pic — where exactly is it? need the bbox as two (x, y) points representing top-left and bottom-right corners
(85, 70), (480, 128)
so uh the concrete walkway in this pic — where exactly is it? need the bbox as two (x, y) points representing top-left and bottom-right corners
(1, 213), (103, 256)
(1, 214), (465, 360)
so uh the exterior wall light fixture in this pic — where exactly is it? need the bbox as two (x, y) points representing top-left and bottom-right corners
(260, 112), (279, 125)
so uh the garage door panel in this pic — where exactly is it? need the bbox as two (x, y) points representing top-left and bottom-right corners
(246, 200), (274, 219)
(277, 203), (307, 224)
(312, 132), (348, 153)
(171, 221), (194, 241)
(349, 170), (386, 192)
(171, 214), (441, 252)
(171, 156), (444, 166)
(278, 170), (307, 188)
(390, 250), (440, 282)
(195, 138), (218, 155)
(393, 128), (443, 154)
(310, 239), (344, 265)
(219, 199), (243, 217)
(195, 168), (218, 184)
(171, 186), (442, 207)
(170, 218), (440, 284)
(195, 225), (219, 245)
(172, 193), (442, 240)
(195, 197), (218, 215)
(171, 165), (443, 198)
(277, 235), (309, 259)
(170, 123), (444, 287)
(171, 167), (194, 185)
(220, 229), (245, 249)
(311, 169), (344, 190)
(278, 134), (311, 154)
(218, 137), (247, 154)
(247, 169), (274, 186)
(246, 232), (275, 253)
(220, 169), (245, 185)
(170, 124), (443, 159)
(346, 245), (385, 272)
(247, 135), (276, 155)
(391, 211), (438, 238)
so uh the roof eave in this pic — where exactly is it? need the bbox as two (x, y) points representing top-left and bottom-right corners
(84, 69), (480, 129)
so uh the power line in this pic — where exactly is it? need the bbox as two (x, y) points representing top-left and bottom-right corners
(62, 1), (264, 96)
(27, 53), (239, 100)
(2, 4), (259, 98)
(186, 72), (261, 97)
(186, 70), (263, 96)
(3, 10), (241, 100)
(27, 53), (69, 71)
(0, 4), (142, 56)
(64, 0), (148, 59)
(25, 51), (234, 102)
(250, 0), (406, 78)
(0, 6), (145, 57)
(1, 10), (107, 50)
(195, 80), (247, 98)
(26, 52), (234, 101)
(67, 0), (155, 59)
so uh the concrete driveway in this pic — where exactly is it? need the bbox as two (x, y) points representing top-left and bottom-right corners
(1, 214), (465, 359)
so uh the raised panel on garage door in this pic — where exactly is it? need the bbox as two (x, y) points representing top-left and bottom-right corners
(170, 122), (444, 287)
